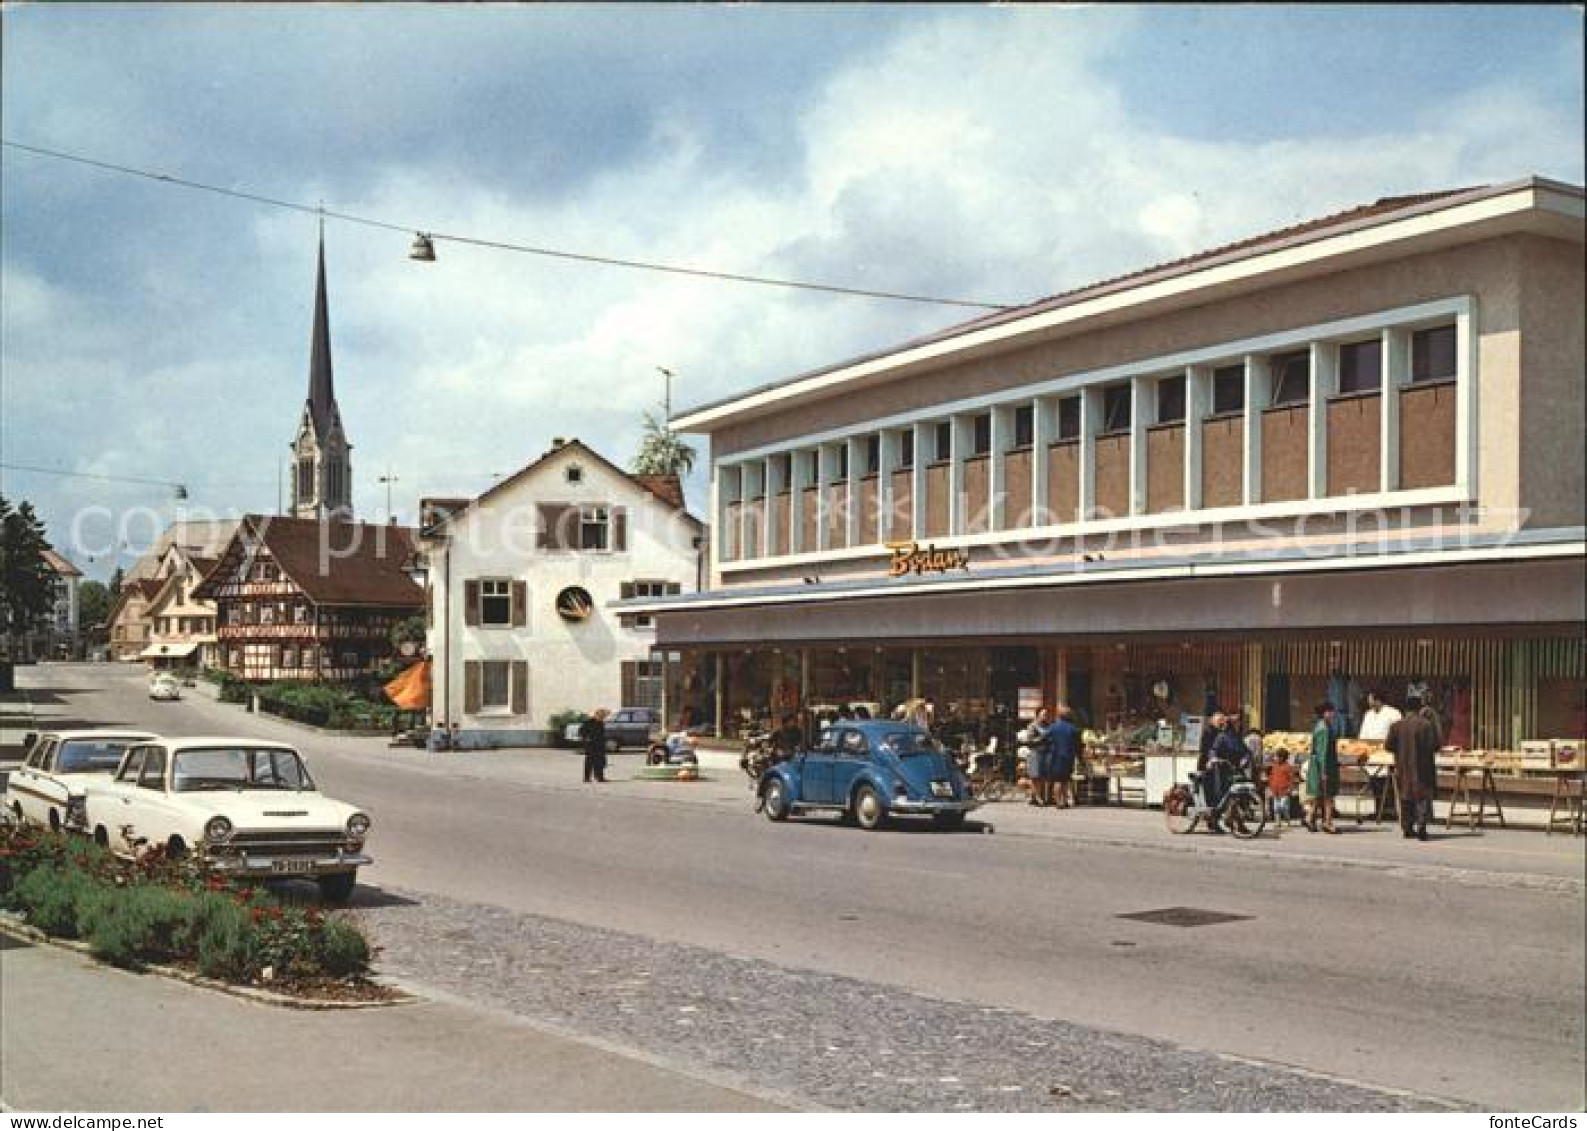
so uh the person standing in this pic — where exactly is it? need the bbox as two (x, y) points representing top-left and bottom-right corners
(1386, 697), (1440, 841)
(1024, 708), (1053, 806)
(579, 708), (610, 783)
(1305, 702), (1341, 833)
(1049, 705), (1082, 809)
(1358, 690), (1402, 744)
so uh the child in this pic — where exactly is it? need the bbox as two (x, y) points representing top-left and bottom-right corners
(1267, 750), (1296, 826)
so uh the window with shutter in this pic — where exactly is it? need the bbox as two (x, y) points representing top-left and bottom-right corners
(510, 580), (527, 627)
(613, 508), (628, 551)
(464, 581), (481, 626)
(538, 503), (574, 550)
(464, 661), (482, 714)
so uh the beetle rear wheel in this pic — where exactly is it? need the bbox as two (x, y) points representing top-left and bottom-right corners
(852, 785), (887, 831)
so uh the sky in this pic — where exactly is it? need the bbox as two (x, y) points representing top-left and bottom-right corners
(3, 3), (1582, 580)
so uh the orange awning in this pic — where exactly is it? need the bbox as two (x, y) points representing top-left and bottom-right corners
(384, 660), (432, 710)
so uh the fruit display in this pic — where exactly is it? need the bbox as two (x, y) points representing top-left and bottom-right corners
(1261, 731), (1313, 757)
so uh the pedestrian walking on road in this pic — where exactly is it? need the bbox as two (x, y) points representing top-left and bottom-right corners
(1386, 697), (1440, 841)
(579, 708), (610, 783)
(1305, 702), (1341, 834)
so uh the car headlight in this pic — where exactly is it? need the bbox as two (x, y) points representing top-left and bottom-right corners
(204, 816), (234, 843)
(346, 813), (371, 839)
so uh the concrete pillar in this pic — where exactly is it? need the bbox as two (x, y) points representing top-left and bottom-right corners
(911, 421), (930, 539)
(948, 414), (969, 535)
(1079, 386), (1098, 519)
(1381, 327), (1409, 493)
(713, 652), (725, 740)
(1031, 396), (1053, 524)
(846, 436), (864, 547)
(990, 404), (1013, 530)
(1184, 365), (1207, 511)
(877, 430), (899, 542)
(1243, 355), (1268, 505)
(1308, 341), (1336, 499)
(1129, 374), (1150, 516)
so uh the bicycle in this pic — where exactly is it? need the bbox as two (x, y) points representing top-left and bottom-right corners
(1163, 771), (1267, 839)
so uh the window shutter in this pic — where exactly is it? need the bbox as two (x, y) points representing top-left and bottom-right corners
(464, 661), (482, 714)
(613, 507), (628, 551)
(538, 504), (573, 550)
(464, 580), (480, 626)
(510, 581), (527, 627)
(621, 661), (637, 709)
(511, 661), (528, 715)
(620, 582), (635, 600)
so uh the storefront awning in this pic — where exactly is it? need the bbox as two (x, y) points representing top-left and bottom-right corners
(138, 640), (200, 660)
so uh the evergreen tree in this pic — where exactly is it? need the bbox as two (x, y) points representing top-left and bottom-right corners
(0, 495), (58, 647)
(631, 411), (697, 477)
(78, 579), (113, 628)
(108, 565), (125, 600)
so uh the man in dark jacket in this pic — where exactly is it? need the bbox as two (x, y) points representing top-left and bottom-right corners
(579, 708), (610, 783)
(1386, 698), (1440, 840)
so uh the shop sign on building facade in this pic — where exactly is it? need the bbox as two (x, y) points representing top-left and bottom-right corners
(885, 540), (971, 578)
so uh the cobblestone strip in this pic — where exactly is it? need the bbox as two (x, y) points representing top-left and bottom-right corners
(360, 891), (1464, 1113)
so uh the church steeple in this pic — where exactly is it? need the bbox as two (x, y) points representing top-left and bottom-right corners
(290, 225), (353, 520)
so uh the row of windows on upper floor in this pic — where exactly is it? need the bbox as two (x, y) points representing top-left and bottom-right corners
(732, 324), (1456, 484)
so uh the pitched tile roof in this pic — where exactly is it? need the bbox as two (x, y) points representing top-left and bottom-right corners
(41, 548), (82, 577)
(631, 473), (687, 512)
(196, 516), (424, 609)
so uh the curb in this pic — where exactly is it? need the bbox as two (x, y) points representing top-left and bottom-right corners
(0, 916), (418, 1011)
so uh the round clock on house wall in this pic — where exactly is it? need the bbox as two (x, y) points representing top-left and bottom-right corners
(555, 586), (594, 622)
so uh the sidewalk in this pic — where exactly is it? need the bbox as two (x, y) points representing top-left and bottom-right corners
(0, 935), (781, 1112)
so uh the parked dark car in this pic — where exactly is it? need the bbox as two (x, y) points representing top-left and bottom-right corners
(758, 721), (979, 830)
(562, 707), (661, 752)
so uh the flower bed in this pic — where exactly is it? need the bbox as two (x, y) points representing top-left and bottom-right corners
(0, 824), (389, 1001)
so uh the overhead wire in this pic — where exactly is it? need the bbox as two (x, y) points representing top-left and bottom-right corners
(2, 138), (1017, 312)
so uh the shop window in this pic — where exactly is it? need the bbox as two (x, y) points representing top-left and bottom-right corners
(479, 579), (513, 626)
(1270, 350), (1311, 407)
(898, 430), (915, 470)
(1212, 365), (1245, 415)
(1157, 375), (1186, 424)
(972, 413), (992, 456)
(1101, 385), (1132, 435)
(865, 435), (881, 475)
(1056, 396), (1081, 441)
(1337, 339), (1382, 394)
(1013, 405), (1034, 448)
(1411, 324), (1457, 383)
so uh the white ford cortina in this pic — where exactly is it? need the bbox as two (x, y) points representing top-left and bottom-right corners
(83, 736), (372, 904)
(4, 730), (159, 833)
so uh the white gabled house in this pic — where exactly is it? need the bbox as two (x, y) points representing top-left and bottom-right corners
(415, 438), (704, 748)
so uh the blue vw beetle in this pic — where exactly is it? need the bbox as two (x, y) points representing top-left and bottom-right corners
(758, 720), (979, 830)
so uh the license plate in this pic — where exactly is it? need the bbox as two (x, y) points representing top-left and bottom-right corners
(930, 781), (954, 798)
(270, 859), (316, 874)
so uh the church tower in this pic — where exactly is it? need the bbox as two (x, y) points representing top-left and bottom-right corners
(289, 232), (353, 519)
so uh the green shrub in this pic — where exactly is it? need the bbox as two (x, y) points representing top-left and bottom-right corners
(319, 915), (370, 977)
(188, 892), (254, 980)
(547, 709), (588, 747)
(78, 884), (194, 968)
(13, 865), (90, 937)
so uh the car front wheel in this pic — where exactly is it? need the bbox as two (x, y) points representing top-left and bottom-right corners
(762, 778), (791, 821)
(317, 870), (357, 905)
(852, 785), (887, 831)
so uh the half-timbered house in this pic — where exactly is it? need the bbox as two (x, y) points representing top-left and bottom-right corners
(195, 515), (423, 687)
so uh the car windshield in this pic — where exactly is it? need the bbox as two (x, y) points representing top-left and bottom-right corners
(56, 740), (138, 773)
(172, 748), (315, 792)
(878, 731), (944, 757)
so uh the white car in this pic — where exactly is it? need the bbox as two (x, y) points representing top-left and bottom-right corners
(4, 730), (159, 832)
(149, 673), (182, 701)
(84, 736), (372, 904)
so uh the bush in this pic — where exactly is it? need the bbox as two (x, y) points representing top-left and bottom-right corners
(13, 865), (91, 937)
(319, 915), (370, 977)
(78, 884), (194, 968)
(547, 709), (588, 747)
(189, 892), (254, 980)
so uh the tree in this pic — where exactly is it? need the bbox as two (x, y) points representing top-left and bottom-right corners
(78, 580), (113, 629)
(631, 411), (697, 477)
(0, 495), (58, 648)
(108, 565), (125, 600)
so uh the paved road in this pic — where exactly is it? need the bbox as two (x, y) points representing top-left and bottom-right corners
(10, 664), (1585, 1110)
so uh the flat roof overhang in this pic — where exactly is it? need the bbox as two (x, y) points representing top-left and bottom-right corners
(672, 178), (1585, 435)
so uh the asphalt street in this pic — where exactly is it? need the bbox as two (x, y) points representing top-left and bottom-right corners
(7, 663), (1584, 1111)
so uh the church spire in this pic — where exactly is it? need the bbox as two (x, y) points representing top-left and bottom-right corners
(306, 222), (337, 439)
